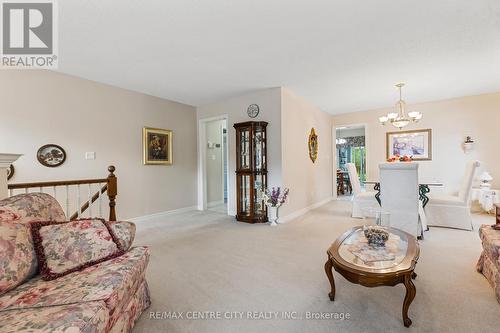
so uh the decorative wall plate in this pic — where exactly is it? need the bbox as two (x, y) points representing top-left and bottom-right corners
(7, 165), (14, 180)
(247, 104), (260, 118)
(309, 128), (318, 163)
(37, 144), (66, 167)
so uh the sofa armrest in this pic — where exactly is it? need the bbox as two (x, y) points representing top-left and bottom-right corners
(107, 220), (136, 251)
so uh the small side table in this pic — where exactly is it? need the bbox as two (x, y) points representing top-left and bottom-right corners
(471, 188), (500, 213)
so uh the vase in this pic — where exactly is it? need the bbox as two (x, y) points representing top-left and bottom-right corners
(268, 205), (279, 226)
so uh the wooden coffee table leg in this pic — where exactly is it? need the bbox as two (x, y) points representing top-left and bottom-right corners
(324, 259), (336, 301)
(402, 272), (416, 327)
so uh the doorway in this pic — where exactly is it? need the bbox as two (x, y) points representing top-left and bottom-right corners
(335, 125), (367, 199)
(200, 117), (229, 214)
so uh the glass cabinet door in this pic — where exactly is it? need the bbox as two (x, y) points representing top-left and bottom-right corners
(238, 127), (251, 170)
(239, 175), (251, 216)
(253, 126), (266, 171)
(253, 173), (265, 215)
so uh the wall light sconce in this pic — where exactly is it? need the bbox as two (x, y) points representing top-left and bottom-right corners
(463, 136), (475, 154)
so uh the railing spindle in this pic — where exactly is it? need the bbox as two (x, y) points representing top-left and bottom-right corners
(39, 186), (43, 193)
(98, 183), (102, 217)
(88, 184), (92, 217)
(77, 185), (81, 218)
(9, 189), (13, 197)
(53, 186), (56, 200)
(25, 188), (28, 194)
(65, 185), (70, 218)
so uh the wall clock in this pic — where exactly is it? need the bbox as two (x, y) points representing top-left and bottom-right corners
(37, 144), (66, 167)
(247, 104), (260, 118)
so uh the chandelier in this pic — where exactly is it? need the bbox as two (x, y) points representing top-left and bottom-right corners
(379, 83), (422, 129)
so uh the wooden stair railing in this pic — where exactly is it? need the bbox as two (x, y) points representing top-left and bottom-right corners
(8, 166), (117, 221)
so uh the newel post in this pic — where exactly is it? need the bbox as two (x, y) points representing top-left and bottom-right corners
(0, 154), (22, 200)
(107, 165), (117, 221)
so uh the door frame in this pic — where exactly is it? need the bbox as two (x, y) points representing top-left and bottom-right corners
(333, 123), (369, 199)
(197, 115), (230, 214)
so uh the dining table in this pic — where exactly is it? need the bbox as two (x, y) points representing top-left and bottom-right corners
(364, 180), (443, 208)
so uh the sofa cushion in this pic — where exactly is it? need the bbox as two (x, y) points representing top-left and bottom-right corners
(0, 193), (66, 281)
(0, 246), (150, 313)
(0, 193), (66, 223)
(108, 220), (136, 251)
(31, 218), (124, 280)
(0, 301), (109, 333)
(0, 221), (36, 296)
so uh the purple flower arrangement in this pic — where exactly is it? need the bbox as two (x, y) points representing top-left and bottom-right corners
(262, 187), (290, 208)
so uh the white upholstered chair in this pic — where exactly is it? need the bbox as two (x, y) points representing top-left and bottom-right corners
(379, 162), (421, 238)
(425, 160), (480, 230)
(346, 163), (378, 218)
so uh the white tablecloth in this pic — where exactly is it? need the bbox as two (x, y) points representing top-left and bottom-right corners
(471, 188), (499, 213)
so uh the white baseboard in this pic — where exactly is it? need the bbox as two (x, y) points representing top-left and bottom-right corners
(129, 205), (198, 223)
(279, 197), (334, 224)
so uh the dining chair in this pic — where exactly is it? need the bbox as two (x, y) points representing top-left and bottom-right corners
(425, 160), (480, 230)
(379, 162), (421, 238)
(346, 163), (378, 218)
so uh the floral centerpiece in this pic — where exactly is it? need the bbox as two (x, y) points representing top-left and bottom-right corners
(262, 187), (289, 226)
(387, 154), (413, 163)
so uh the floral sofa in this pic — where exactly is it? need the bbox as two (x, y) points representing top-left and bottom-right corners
(0, 193), (151, 333)
(477, 224), (500, 303)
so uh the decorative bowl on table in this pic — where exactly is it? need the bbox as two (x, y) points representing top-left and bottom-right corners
(363, 226), (389, 247)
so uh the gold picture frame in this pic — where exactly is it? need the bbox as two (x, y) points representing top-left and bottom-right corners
(386, 128), (432, 161)
(143, 127), (173, 165)
(308, 127), (318, 163)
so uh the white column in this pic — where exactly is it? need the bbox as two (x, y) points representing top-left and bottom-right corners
(0, 153), (22, 200)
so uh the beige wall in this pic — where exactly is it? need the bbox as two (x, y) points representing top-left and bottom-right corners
(333, 92), (500, 193)
(197, 88), (282, 215)
(281, 88), (335, 218)
(205, 119), (225, 204)
(0, 70), (197, 220)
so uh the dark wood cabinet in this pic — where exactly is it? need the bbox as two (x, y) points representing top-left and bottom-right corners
(234, 121), (268, 223)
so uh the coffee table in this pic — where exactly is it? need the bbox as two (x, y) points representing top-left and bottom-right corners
(324, 226), (420, 327)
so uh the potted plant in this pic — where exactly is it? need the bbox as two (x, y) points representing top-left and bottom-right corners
(262, 187), (289, 226)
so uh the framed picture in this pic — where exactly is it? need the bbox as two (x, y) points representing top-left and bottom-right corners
(386, 129), (432, 160)
(37, 144), (66, 167)
(143, 127), (173, 165)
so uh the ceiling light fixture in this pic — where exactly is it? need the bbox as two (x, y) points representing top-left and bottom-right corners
(379, 83), (422, 129)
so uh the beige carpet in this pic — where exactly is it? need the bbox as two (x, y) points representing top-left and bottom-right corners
(132, 200), (500, 333)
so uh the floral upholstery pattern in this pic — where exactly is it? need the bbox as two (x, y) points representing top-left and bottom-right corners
(31, 219), (123, 280)
(0, 193), (151, 332)
(477, 224), (500, 303)
(0, 301), (109, 333)
(0, 193), (66, 223)
(108, 221), (136, 251)
(0, 221), (35, 295)
(0, 193), (67, 283)
(109, 281), (151, 333)
(0, 246), (149, 311)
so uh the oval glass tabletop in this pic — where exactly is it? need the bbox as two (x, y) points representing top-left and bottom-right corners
(338, 227), (409, 270)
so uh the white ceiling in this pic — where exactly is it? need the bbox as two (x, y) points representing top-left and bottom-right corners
(58, 0), (500, 114)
